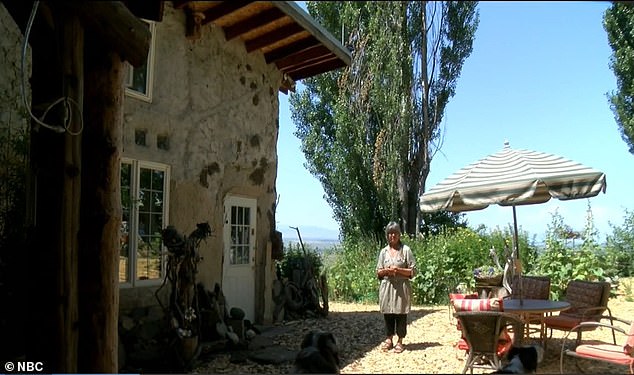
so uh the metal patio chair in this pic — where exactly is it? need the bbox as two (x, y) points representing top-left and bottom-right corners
(560, 315), (634, 374)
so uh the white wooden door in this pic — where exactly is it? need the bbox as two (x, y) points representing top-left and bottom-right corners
(222, 196), (256, 322)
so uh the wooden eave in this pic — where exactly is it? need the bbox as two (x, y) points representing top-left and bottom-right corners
(173, 1), (351, 91)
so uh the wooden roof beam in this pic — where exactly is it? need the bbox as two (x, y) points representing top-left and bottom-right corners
(201, 0), (252, 25)
(272, 1), (351, 66)
(244, 22), (305, 52)
(286, 56), (346, 81)
(224, 7), (286, 41)
(278, 54), (336, 73)
(274, 44), (332, 70)
(263, 36), (320, 63)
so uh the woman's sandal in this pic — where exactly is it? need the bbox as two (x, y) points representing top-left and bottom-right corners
(393, 343), (405, 354)
(381, 339), (393, 351)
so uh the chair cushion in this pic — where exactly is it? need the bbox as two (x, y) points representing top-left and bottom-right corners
(543, 314), (582, 331)
(456, 331), (513, 357)
(453, 298), (504, 312)
(576, 343), (634, 366)
(449, 292), (478, 301)
(457, 338), (469, 351)
(449, 293), (480, 331)
(624, 321), (634, 356)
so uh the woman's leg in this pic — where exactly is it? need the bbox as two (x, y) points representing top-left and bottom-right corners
(395, 314), (407, 339)
(384, 313), (396, 336)
(393, 314), (408, 353)
(382, 314), (396, 350)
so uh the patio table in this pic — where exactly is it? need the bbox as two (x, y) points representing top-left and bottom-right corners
(504, 299), (571, 344)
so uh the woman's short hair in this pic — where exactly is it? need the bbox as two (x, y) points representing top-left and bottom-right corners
(385, 221), (401, 235)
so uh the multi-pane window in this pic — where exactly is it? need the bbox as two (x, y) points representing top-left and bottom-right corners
(230, 205), (251, 265)
(125, 20), (155, 101)
(120, 159), (170, 286)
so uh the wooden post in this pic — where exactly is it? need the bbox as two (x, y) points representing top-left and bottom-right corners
(57, 9), (83, 372)
(78, 35), (125, 373)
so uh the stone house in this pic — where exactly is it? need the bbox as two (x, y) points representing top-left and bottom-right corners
(117, 0), (349, 325)
(0, 0), (348, 369)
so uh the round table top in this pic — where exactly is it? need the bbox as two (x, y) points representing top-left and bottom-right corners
(504, 298), (571, 313)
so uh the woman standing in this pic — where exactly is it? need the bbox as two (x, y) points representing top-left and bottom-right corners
(376, 221), (417, 354)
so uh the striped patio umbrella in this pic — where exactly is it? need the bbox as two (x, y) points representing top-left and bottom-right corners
(419, 141), (607, 302)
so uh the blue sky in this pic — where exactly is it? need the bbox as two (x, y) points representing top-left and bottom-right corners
(275, 1), (634, 241)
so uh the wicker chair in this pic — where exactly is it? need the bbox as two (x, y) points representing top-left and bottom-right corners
(509, 275), (551, 300)
(454, 311), (523, 374)
(560, 315), (634, 374)
(506, 275), (551, 339)
(543, 280), (614, 349)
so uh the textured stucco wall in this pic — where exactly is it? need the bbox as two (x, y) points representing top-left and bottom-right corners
(120, 3), (281, 324)
(0, 3), (29, 129)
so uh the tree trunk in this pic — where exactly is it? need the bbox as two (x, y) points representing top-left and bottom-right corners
(26, 3), (75, 370)
(78, 37), (124, 373)
(57, 11), (83, 372)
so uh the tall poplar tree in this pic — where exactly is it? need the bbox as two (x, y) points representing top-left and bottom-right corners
(291, 1), (478, 239)
(604, 2), (634, 155)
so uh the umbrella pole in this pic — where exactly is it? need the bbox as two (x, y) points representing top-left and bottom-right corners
(512, 205), (523, 305)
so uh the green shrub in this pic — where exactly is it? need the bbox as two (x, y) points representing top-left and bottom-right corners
(278, 242), (323, 283)
(327, 225), (538, 306)
(326, 204), (632, 306)
(605, 209), (634, 277)
(533, 208), (612, 300)
(326, 237), (378, 303)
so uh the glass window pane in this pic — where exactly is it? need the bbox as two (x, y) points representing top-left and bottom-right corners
(119, 217), (130, 283)
(131, 62), (148, 94)
(126, 20), (152, 95)
(140, 168), (151, 189)
(152, 170), (164, 189)
(241, 246), (249, 264)
(151, 191), (163, 211)
(139, 189), (149, 211)
(119, 163), (132, 283)
(150, 213), (163, 235)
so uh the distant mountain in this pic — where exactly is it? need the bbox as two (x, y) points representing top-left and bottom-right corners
(277, 224), (339, 241)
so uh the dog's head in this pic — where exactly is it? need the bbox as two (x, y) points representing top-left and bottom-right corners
(492, 345), (544, 374)
(292, 331), (340, 374)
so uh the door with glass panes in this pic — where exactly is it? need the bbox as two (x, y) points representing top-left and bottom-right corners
(222, 196), (256, 321)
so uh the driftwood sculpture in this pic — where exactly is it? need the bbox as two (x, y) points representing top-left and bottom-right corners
(156, 222), (212, 367)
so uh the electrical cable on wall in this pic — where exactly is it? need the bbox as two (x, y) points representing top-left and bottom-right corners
(20, 0), (84, 135)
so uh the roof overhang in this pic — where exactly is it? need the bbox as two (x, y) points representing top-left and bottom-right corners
(172, 1), (352, 92)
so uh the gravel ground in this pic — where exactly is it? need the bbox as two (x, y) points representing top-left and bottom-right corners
(194, 281), (634, 374)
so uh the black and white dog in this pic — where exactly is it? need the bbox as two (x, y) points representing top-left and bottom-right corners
(291, 331), (341, 374)
(492, 345), (544, 374)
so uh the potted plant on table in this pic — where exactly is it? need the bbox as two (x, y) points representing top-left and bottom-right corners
(473, 266), (504, 287)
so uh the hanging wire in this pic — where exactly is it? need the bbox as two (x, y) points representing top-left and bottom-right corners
(20, 0), (84, 135)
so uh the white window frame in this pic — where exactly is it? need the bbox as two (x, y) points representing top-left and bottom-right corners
(125, 19), (156, 102)
(119, 158), (170, 288)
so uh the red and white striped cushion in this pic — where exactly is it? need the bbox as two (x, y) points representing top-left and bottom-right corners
(453, 297), (504, 312)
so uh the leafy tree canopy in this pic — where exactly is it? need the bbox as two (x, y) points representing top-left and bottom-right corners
(290, 1), (479, 240)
